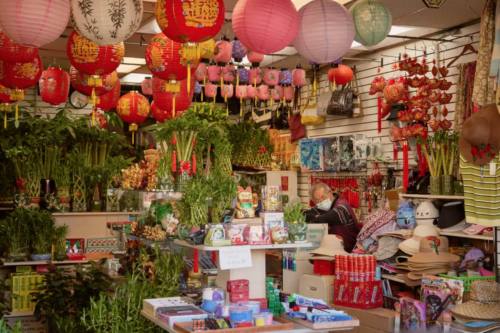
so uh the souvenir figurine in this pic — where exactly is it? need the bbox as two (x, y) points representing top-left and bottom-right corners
(228, 224), (247, 245)
(397, 201), (417, 229)
(270, 227), (288, 244)
(415, 201), (439, 226)
(187, 267), (203, 289)
(235, 187), (258, 219)
(205, 224), (230, 246)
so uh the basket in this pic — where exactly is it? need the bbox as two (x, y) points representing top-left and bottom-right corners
(439, 274), (496, 302)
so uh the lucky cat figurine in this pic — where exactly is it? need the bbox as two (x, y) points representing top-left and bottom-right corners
(235, 187), (258, 219)
(186, 267), (203, 288)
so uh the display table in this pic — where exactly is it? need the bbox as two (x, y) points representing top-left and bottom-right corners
(174, 240), (313, 299)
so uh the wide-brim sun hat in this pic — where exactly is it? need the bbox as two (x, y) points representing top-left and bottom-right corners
(409, 236), (460, 264)
(310, 234), (348, 259)
(451, 280), (500, 321)
(374, 236), (402, 261)
(398, 225), (439, 255)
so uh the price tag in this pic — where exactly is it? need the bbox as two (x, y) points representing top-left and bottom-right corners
(490, 162), (496, 176)
(219, 246), (252, 270)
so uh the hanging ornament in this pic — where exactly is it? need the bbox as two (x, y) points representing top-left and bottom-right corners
(246, 85), (257, 100)
(69, 67), (118, 102)
(200, 39), (216, 63)
(257, 85), (270, 101)
(284, 86), (294, 102)
(116, 91), (150, 144)
(349, 0), (392, 46)
(151, 101), (183, 123)
(232, 0), (299, 55)
(39, 67), (70, 106)
(264, 67), (279, 88)
(223, 63), (236, 82)
(142, 77), (153, 96)
(231, 37), (248, 63)
(247, 50), (264, 68)
(97, 79), (121, 111)
(153, 77), (194, 116)
(328, 64), (353, 90)
(248, 68), (262, 85)
(279, 68), (293, 86)
(292, 64), (306, 107)
(236, 85), (248, 116)
(205, 82), (218, 106)
(383, 77), (405, 105)
(272, 86), (284, 102)
(237, 66), (249, 87)
(214, 37), (232, 67)
(207, 63), (222, 83)
(195, 63), (207, 82)
(0, 30), (38, 63)
(194, 81), (202, 95)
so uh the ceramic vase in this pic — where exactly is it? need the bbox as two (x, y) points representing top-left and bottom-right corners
(30, 253), (52, 261)
(177, 224), (192, 240)
(288, 222), (308, 243)
(442, 175), (455, 196)
(454, 181), (464, 196)
(429, 176), (442, 195)
(174, 161), (192, 192)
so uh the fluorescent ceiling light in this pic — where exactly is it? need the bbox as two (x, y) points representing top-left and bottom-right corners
(389, 26), (416, 35)
(293, 0), (351, 10)
(123, 57), (146, 65)
(117, 64), (141, 74)
(121, 73), (150, 84)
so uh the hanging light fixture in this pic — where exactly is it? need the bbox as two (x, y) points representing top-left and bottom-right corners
(422, 0), (447, 8)
(349, 0), (392, 46)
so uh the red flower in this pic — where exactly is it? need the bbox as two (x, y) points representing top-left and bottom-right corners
(486, 143), (492, 151)
(435, 240), (441, 246)
(491, 152), (496, 159)
(471, 146), (480, 156)
(427, 236), (437, 240)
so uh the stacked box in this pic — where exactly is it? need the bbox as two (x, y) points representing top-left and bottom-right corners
(11, 272), (45, 312)
(266, 277), (280, 317)
(227, 279), (249, 303)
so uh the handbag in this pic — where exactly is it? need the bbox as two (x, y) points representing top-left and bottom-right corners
(317, 91), (332, 117)
(301, 97), (325, 126)
(253, 108), (272, 129)
(327, 83), (354, 117)
(288, 112), (306, 142)
(349, 67), (364, 118)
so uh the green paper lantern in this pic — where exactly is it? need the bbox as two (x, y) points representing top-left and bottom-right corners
(349, 0), (392, 47)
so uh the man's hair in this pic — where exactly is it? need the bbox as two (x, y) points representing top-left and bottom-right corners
(309, 182), (331, 199)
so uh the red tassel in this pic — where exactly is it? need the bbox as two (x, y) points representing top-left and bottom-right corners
(368, 196), (372, 213)
(416, 144), (425, 177)
(192, 152), (196, 174)
(393, 143), (398, 161)
(172, 151), (177, 172)
(403, 143), (409, 194)
(377, 93), (382, 133)
(193, 249), (199, 273)
(212, 251), (216, 263)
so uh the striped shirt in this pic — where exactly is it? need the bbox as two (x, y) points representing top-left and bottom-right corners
(460, 154), (500, 226)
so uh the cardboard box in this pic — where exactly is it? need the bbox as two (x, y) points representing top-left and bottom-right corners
(142, 297), (190, 317)
(357, 308), (396, 332)
(260, 212), (284, 229)
(6, 316), (47, 333)
(16, 266), (32, 274)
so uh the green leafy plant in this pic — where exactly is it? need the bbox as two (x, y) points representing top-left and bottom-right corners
(284, 202), (305, 224)
(179, 176), (211, 226)
(54, 224), (68, 254)
(1, 209), (31, 258)
(209, 170), (238, 222)
(27, 210), (56, 255)
(417, 130), (460, 177)
(0, 277), (11, 318)
(151, 245), (184, 297)
(0, 319), (22, 333)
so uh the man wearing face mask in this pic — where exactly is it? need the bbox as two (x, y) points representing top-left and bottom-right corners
(304, 182), (361, 252)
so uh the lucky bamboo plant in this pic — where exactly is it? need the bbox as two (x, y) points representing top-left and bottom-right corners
(284, 202), (305, 224)
(28, 210), (56, 255)
(179, 175), (211, 227)
(209, 170), (238, 223)
(417, 130), (460, 177)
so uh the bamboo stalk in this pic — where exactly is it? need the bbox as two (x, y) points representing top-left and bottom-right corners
(184, 131), (196, 162)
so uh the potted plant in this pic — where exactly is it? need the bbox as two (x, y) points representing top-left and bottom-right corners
(0, 209), (31, 262)
(285, 202), (308, 243)
(28, 210), (56, 261)
(214, 141), (233, 177)
(54, 224), (68, 261)
(90, 182), (102, 212)
(178, 176), (211, 238)
(209, 171), (237, 223)
(51, 162), (72, 212)
(68, 151), (87, 212)
(418, 135), (442, 195)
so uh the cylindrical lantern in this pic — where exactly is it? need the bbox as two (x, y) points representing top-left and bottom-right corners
(349, 0), (392, 46)
(200, 39), (216, 63)
(70, 0), (143, 45)
(69, 67), (118, 99)
(272, 86), (284, 101)
(153, 77), (194, 115)
(214, 39), (232, 66)
(238, 66), (249, 84)
(236, 85), (248, 100)
(222, 83), (234, 102)
(116, 91), (150, 143)
(257, 85), (270, 101)
(264, 67), (279, 87)
(231, 37), (248, 63)
(248, 68), (262, 85)
(279, 69), (293, 86)
(294, 0), (355, 63)
(205, 82), (218, 99)
(284, 86), (294, 101)
(155, 0), (225, 43)
(223, 64), (236, 82)
(0, 0), (70, 48)
(39, 67), (70, 106)
(232, 0), (299, 55)
(195, 63), (207, 82)
(292, 65), (306, 87)
(207, 64), (221, 83)
(246, 85), (257, 99)
(328, 64), (353, 88)
(247, 50), (265, 67)
(151, 101), (183, 123)
(142, 77), (153, 96)
(97, 79), (121, 111)
(0, 30), (38, 63)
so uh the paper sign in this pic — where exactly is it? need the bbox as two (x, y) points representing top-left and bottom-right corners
(219, 246), (252, 270)
(281, 176), (289, 191)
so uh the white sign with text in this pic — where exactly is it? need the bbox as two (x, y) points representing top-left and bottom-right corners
(219, 246), (252, 270)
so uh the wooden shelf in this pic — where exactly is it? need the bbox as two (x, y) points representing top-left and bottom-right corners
(401, 194), (465, 200)
(439, 230), (493, 240)
(1, 259), (89, 267)
(174, 240), (313, 251)
(52, 212), (142, 216)
(382, 274), (405, 283)
(4, 311), (34, 318)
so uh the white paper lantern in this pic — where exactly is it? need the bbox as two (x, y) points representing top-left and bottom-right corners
(293, 0), (355, 64)
(0, 0), (70, 47)
(70, 0), (143, 45)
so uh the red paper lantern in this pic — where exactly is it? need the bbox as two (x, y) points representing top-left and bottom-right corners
(246, 85), (257, 99)
(0, 84), (17, 104)
(328, 64), (353, 86)
(69, 67), (118, 100)
(116, 91), (150, 143)
(153, 77), (194, 116)
(292, 65), (306, 87)
(264, 68), (279, 87)
(67, 31), (124, 76)
(257, 85), (270, 101)
(223, 64), (236, 82)
(284, 86), (294, 101)
(247, 50), (264, 67)
(195, 63), (207, 82)
(271, 86), (284, 101)
(236, 85), (248, 100)
(214, 39), (232, 66)
(151, 101), (184, 123)
(222, 83), (234, 101)
(248, 68), (262, 85)
(97, 79), (121, 111)
(0, 30), (38, 63)
(205, 82), (217, 99)
(142, 77), (153, 96)
(39, 67), (70, 106)
(207, 64), (221, 82)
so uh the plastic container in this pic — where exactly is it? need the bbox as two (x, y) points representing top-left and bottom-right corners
(261, 186), (283, 212)
(201, 300), (224, 313)
(215, 303), (232, 318)
(229, 306), (253, 322)
(313, 260), (335, 275)
(236, 301), (261, 315)
(202, 287), (225, 301)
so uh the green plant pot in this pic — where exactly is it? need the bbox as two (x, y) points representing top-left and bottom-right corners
(54, 252), (67, 261)
(442, 175), (455, 196)
(72, 202), (87, 212)
(90, 200), (103, 212)
(174, 161), (192, 192)
(177, 224), (191, 240)
(6, 252), (28, 262)
(454, 181), (464, 196)
(288, 222), (308, 243)
(429, 176), (442, 195)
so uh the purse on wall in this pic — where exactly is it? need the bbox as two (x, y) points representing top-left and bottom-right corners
(349, 67), (364, 118)
(301, 96), (325, 126)
(288, 112), (306, 142)
(327, 82), (354, 117)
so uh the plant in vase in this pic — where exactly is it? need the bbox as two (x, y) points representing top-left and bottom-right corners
(417, 135), (442, 195)
(37, 145), (60, 198)
(438, 131), (459, 195)
(209, 170), (238, 223)
(214, 141), (233, 177)
(90, 182), (103, 212)
(51, 162), (72, 212)
(69, 151), (87, 212)
(22, 163), (42, 210)
(178, 176), (211, 238)
(284, 202), (308, 243)
(54, 224), (68, 261)
(104, 155), (133, 212)
(28, 210), (56, 261)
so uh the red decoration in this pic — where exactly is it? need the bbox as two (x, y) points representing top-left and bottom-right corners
(0, 84), (24, 104)
(142, 77), (153, 95)
(264, 67), (279, 87)
(247, 50), (264, 66)
(97, 79), (121, 111)
(66, 31), (124, 76)
(383, 77), (404, 105)
(246, 85), (257, 99)
(195, 62), (207, 82)
(248, 68), (262, 85)
(69, 67), (118, 99)
(271, 86), (284, 101)
(371, 76), (386, 92)
(155, 0), (225, 43)
(116, 91), (150, 144)
(257, 85), (270, 101)
(0, 30), (38, 63)
(328, 64), (353, 86)
(214, 39), (232, 65)
(151, 101), (183, 123)
(222, 64), (236, 82)
(284, 86), (294, 101)
(153, 77), (194, 116)
(403, 143), (409, 193)
(39, 67), (70, 106)
(205, 82), (218, 99)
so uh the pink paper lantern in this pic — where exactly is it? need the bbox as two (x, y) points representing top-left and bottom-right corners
(205, 82), (218, 99)
(223, 64), (236, 82)
(264, 68), (279, 87)
(248, 68), (262, 85)
(142, 77), (153, 96)
(222, 83), (234, 101)
(207, 64), (221, 83)
(257, 85), (270, 101)
(293, 0), (355, 63)
(247, 50), (265, 67)
(284, 86), (294, 101)
(195, 63), (207, 82)
(271, 86), (284, 101)
(233, 0), (299, 55)
(0, 0), (70, 48)
(214, 39), (232, 66)
(246, 85), (257, 99)
(236, 85), (248, 100)
(293, 66), (306, 87)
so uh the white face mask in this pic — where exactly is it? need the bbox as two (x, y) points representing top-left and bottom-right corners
(316, 198), (333, 211)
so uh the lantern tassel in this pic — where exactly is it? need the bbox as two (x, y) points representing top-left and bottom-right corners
(226, 104), (229, 117)
(313, 77), (317, 95)
(237, 73), (240, 87)
(202, 77), (205, 101)
(172, 95), (176, 117)
(172, 151), (177, 172)
(225, 91), (227, 103)
(270, 98), (273, 107)
(240, 97), (243, 117)
(187, 64), (191, 94)
(377, 93), (382, 133)
(193, 249), (199, 273)
(254, 77), (257, 106)
(333, 79), (336, 92)
(15, 102), (18, 122)
(220, 76), (223, 89)
(194, 103), (197, 113)
(3, 113), (6, 129)
(403, 142), (409, 194)
(192, 152), (196, 174)
(92, 105), (96, 127)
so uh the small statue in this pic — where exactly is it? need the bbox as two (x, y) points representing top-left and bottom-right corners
(186, 267), (203, 289)
(271, 153), (281, 171)
(270, 227), (289, 244)
(235, 187), (258, 219)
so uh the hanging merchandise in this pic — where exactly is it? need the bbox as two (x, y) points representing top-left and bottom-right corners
(96, 79), (121, 111)
(222, 83), (234, 115)
(279, 68), (293, 86)
(39, 67), (70, 106)
(294, 0), (354, 64)
(116, 91), (150, 144)
(195, 62), (207, 87)
(69, 67), (118, 102)
(207, 63), (222, 83)
(231, 37), (248, 63)
(257, 85), (271, 102)
(0, 0), (70, 48)
(264, 67), (279, 88)
(248, 68), (263, 86)
(328, 64), (353, 90)
(271, 86), (284, 103)
(205, 82), (218, 101)
(142, 77), (153, 96)
(214, 37), (232, 78)
(0, 30), (38, 64)
(223, 64), (236, 82)
(70, 0), (143, 45)
(246, 85), (257, 100)
(200, 39), (216, 62)
(151, 101), (182, 123)
(153, 77), (194, 116)
(194, 81), (202, 95)
(292, 64), (306, 108)
(284, 86), (294, 102)
(349, 0), (392, 47)
(237, 66), (249, 88)
(236, 85), (248, 117)
(247, 51), (265, 67)
(383, 77), (405, 105)
(299, 139), (324, 171)
(0, 84), (25, 128)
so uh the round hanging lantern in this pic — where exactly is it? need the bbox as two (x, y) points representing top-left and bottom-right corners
(223, 64), (236, 82)
(222, 83), (234, 101)
(236, 85), (248, 100)
(294, 0), (355, 64)
(214, 39), (232, 66)
(271, 86), (284, 101)
(207, 64), (221, 83)
(264, 67), (279, 87)
(116, 91), (150, 143)
(69, 67), (118, 100)
(194, 81), (202, 95)
(237, 66), (249, 84)
(232, 0), (299, 55)
(97, 79), (121, 111)
(0, 30), (38, 63)
(151, 101), (183, 123)
(153, 77), (194, 115)
(0, 84), (17, 104)
(142, 77), (153, 96)
(195, 63), (207, 82)
(247, 50), (264, 67)
(383, 77), (405, 105)
(328, 64), (353, 86)
(70, 0), (143, 45)
(200, 39), (216, 62)
(246, 85), (257, 99)
(155, 0), (225, 43)
(205, 82), (218, 99)
(145, 33), (198, 92)
(292, 65), (306, 87)
(0, 55), (43, 102)
(67, 31), (124, 77)
(0, 0), (70, 48)
(39, 67), (70, 106)
(284, 86), (294, 101)
(257, 85), (270, 101)
(279, 69), (293, 86)
(231, 37), (248, 63)
(248, 68), (262, 85)
(349, 0), (392, 47)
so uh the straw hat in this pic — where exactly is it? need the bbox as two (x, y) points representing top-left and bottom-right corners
(309, 235), (348, 259)
(459, 104), (500, 166)
(398, 225), (439, 255)
(409, 236), (460, 264)
(374, 236), (402, 261)
(451, 280), (500, 321)
(377, 229), (413, 239)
